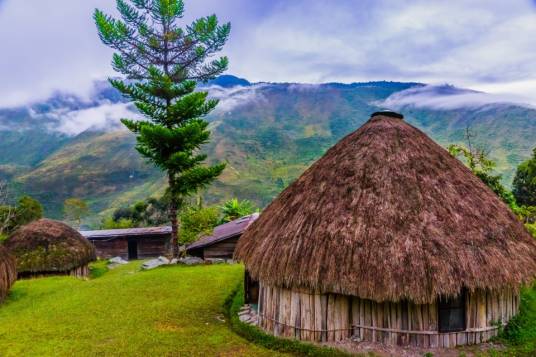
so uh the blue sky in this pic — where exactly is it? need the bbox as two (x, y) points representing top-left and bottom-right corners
(1, 0), (536, 107)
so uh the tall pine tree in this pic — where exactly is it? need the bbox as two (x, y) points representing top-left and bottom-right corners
(95, 0), (229, 257)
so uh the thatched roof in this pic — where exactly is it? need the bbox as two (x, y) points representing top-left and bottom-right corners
(4, 219), (96, 275)
(0, 245), (16, 302)
(235, 112), (536, 304)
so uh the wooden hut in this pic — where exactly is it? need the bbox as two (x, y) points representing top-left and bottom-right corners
(0, 245), (16, 302)
(235, 111), (536, 348)
(5, 219), (96, 278)
(81, 226), (171, 260)
(186, 214), (258, 260)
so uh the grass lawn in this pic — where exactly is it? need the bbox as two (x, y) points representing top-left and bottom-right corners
(0, 261), (287, 357)
(1, 261), (535, 357)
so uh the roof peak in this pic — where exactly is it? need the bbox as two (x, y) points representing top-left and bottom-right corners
(371, 110), (404, 120)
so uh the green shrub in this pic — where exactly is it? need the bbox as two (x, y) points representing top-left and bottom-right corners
(525, 223), (536, 238)
(499, 286), (536, 354)
(179, 206), (220, 244)
(101, 217), (135, 229)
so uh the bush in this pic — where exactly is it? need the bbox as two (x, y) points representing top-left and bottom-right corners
(526, 223), (536, 238)
(101, 217), (135, 229)
(220, 198), (257, 223)
(179, 206), (220, 244)
(498, 286), (536, 354)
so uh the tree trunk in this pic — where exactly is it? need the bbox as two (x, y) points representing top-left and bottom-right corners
(169, 199), (179, 258)
(168, 175), (180, 259)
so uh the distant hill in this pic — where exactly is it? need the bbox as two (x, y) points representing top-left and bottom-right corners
(0, 76), (535, 226)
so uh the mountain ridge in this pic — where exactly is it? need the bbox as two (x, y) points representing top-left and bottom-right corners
(0, 76), (534, 225)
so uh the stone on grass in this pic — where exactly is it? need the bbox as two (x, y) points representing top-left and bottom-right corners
(109, 256), (128, 265)
(177, 256), (204, 265)
(205, 258), (225, 264)
(141, 256), (170, 270)
(107, 256), (129, 269)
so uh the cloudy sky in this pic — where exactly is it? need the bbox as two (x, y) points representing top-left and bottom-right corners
(1, 0), (536, 107)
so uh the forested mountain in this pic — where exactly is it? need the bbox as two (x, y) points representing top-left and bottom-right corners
(1, 76), (535, 225)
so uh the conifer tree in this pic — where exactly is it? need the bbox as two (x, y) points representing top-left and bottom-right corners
(95, 0), (229, 257)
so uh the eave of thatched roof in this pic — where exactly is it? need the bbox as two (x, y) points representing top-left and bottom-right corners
(235, 113), (536, 304)
(0, 245), (16, 302)
(5, 219), (96, 274)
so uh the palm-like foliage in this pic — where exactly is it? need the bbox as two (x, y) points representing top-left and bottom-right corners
(95, 0), (230, 256)
(220, 198), (256, 223)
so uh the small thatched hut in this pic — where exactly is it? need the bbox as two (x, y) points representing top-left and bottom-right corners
(5, 219), (96, 278)
(0, 246), (16, 302)
(235, 111), (536, 348)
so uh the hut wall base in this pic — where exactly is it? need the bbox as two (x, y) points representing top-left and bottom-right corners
(258, 284), (518, 348)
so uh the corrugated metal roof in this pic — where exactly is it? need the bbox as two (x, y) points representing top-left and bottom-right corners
(80, 226), (172, 240)
(187, 213), (258, 251)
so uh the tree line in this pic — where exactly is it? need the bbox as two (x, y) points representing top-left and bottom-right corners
(449, 128), (536, 236)
(102, 196), (258, 244)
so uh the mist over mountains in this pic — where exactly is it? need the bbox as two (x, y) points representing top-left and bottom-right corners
(1, 75), (535, 225)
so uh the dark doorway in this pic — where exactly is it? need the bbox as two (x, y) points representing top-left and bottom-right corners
(438, 291), (466, 332)
(128, 239), (138, 260)
(244, 270), (259, 305)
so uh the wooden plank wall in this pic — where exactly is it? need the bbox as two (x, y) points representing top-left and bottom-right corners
(257, 284), (519, 348)
(92, 239), (128, 259)
(137, 236), (169, 259)
(203, 236), (240, 259)
(68, 264), (90, 278)
(91, 235), (169, 259)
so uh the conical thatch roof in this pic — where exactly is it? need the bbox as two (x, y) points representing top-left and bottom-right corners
(235, 112), (536, 304)
(4, 219), (96, 275)
(0, 245), (16, 302)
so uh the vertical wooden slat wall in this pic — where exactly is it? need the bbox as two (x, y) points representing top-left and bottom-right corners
(256, 284), (519, 348)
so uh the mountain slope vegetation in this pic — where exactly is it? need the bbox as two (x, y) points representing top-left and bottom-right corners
(0, 76), (535, 225)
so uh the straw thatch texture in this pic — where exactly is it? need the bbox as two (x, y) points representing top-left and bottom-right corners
(235, 114), (536, 304)
(4, 219), (96, 276)
(0, 245), (16, 302)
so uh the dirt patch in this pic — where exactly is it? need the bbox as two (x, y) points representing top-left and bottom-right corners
(324, 340), (506, 356)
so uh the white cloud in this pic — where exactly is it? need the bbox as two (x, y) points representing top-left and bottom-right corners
(207, 84), (266, 114)
(382, 85), (534, 110)
(41, 102), (139, 135)
(2, 0), (536, 107)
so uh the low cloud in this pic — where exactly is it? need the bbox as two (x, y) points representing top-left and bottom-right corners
(208, 84), (266, 114)
(381, 84), (533, 110)
(37, 102), (140, 136)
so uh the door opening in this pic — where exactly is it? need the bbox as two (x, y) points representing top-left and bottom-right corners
(244, 270), (259, 305)
(438, 290), (466, 332)
(128, 239), (138, 260)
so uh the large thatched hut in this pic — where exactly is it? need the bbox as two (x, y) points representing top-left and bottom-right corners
(0, 246), (16, 302)
(5, 219), (96, 278)
(235, 111), (536, 348)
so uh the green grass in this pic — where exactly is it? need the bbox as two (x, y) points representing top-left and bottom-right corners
(1, 261), (535, 356)
(0, 262), (286, 356)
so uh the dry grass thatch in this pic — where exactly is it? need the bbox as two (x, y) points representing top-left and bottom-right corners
(235, 112), (536, 304)
(4, 219), (96, 276)
(0, 245), (16, 302)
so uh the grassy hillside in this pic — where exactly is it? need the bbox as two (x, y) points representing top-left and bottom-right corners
(1, 79), (535, 224)
(0, 262), (284, 356)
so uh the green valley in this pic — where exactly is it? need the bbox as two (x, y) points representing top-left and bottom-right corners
(1, 77), (535, 226)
